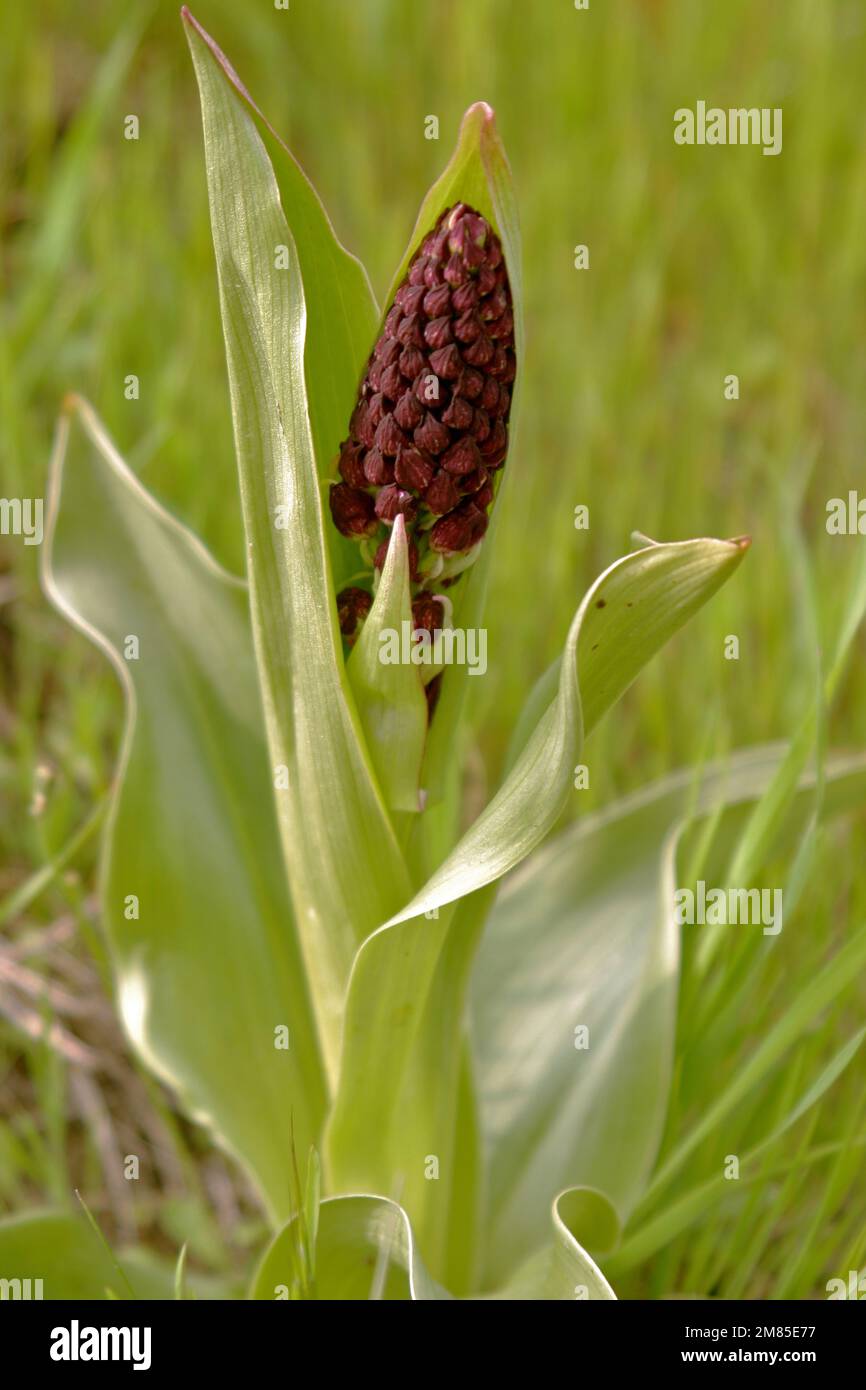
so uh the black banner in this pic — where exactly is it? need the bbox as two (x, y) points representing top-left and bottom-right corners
(0, 1296), (861, 1374)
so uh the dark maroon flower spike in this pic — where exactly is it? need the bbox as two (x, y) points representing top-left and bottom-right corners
(330, 202), (515, 690)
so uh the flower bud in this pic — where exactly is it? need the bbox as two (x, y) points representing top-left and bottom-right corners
(338, 439), (367, 488)
(414, 412), (451, 456)
(430, 498), (489, 555)
(375, 484), (418, 525)
(329, 482), (378, 537)
(363, 447), (394, 487)
(336, 585), (372, 643)
(394, 446), (434, 492)
(412, 593), (445, 635)
(423, 471), (461, 516)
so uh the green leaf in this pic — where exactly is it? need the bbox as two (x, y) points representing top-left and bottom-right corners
(0, 1211), (128, 1300)
(397, 536), (751, 922)
(490, 1191), (618, 1300)
(329, 885), (496, 1293)
(180, 9), (381, 591)
(41, 397), (325, 1223)
(185, 11), (412, 1083)
(471, 746), (866, 1282)
(347, 517), (428, 813)
(251, 1196), (450, 1301)
(250, 1193), (614, 1300)
(0, 1211), (234, 1301)
(327, 535), (749, 1282)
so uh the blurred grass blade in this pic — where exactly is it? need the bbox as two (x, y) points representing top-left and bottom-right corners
(327, 536), (748, 1283)
(185, 11), (412, 1083)
(173, 1244), (190, 1302)
(347, 516), (428, 814)
(42, 397), (326, 1223)
(718, 528), (866, 911)
(826, 533), (866, 699)
(0, 800), (105, 928)
(609, 1028), (866, 1273)
(303, 1148), (322, 1286)
(643, 921), (866, 1210)
(13, 10), (147, 345)
(75, 1188), (137, 1300)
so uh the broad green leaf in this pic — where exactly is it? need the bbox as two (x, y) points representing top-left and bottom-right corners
(0, 1211), (234, 1301)
(186, 12), (412, 1083)
(347, 516), (428, 814)
(42, 397), (325, 1224)
(250, 1193), (614, 1300)
(330, 885), (497, 1294)
(0, 1211), (126, 1300)
(470, 746), (866, 1283)
(180, 9), (381, 591)
(251, 1195), (450, 1301)
(327, 536), (748, 1281)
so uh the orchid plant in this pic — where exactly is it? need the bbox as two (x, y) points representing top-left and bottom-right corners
(6, 10), (866, 1301)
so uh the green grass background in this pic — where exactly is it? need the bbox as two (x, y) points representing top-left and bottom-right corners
(1, 0), (864, 1297)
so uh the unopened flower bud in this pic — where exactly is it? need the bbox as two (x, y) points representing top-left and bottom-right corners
(394, 446), (434, 492)
(375, 484), (418, 525)
(337, 585), (372, 643)
(329, 482), (378, 537)
(412, 593), (445, 635)
(430, 498), (489, 555)
(424, 471), (461, 516)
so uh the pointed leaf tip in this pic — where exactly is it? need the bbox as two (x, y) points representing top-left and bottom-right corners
(464, 100), (496, 129)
